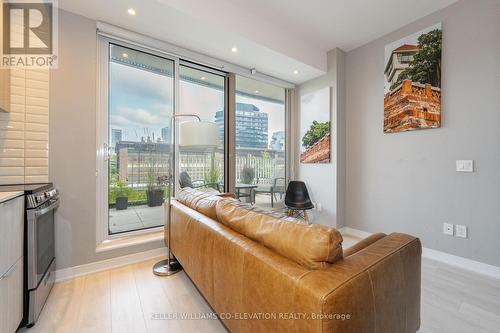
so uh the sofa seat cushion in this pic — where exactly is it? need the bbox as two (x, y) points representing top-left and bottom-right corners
(176, 187), (231, 220)
(215, 200), (343, 269)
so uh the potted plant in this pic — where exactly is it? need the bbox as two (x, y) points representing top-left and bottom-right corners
(146, 167), (164, 207)
(114, 179), (130, 210)
(241, 166), (255, 185)
(203, 152), (221, 191)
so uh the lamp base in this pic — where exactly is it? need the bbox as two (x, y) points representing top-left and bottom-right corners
(153, 258), (182, 276)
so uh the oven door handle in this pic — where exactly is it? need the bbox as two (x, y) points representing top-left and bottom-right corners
(35, 199), (60, 217)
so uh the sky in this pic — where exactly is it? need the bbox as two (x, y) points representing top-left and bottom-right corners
(299, 87), (330, 152)
(109, 62), (285, 147)
(109, 62), (173, 143)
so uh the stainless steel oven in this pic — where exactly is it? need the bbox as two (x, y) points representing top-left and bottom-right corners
(25, 185), (59, 327)
(0, 183), (59, 328)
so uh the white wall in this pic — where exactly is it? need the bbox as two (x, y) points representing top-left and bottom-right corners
(50, 10), (164, 270)
(345, 0), (500, 267)
(295, 49), (346, 228)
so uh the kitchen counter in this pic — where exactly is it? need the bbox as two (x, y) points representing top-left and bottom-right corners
(0, 191), (24, 204)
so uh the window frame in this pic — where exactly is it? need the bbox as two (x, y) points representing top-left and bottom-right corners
(233, 77), (291, 198)
(96, 25), (294, 250)
(178, 61), (230, 194)
(96, 35), (180, 248)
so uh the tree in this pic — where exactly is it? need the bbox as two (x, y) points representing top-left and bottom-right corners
(261, 150), (271, 178)
(391, 29), (442, 90)
(302, 121), (330, 148)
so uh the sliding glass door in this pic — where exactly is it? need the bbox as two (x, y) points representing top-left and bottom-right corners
(178, 64), (226, 191)
(99, 36), (290, 240)
(107, 44), (174, 234)
(234, 76), (287, 209)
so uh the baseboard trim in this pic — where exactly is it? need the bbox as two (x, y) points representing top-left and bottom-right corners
(55, 247), (168, 282)
(340, 227), (500, 281)
(421, 247), (500, 280)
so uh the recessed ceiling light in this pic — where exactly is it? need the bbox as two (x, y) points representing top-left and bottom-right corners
(122, 53), (129, 58)
(201, 76), (206, 80)
(293, 69), (299, 75)
(231, 47), (238, 53)
(255, 90), (259, 94)
(127, 8), (136, 16)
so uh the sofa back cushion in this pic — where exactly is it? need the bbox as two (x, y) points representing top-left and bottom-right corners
(176, 187), (227, 220)
(215, 200), (343, 269)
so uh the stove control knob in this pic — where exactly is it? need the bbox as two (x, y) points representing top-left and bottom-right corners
(46, 189), (57, 198)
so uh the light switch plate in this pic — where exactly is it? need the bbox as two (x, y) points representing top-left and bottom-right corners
(456, 225), (468, 238)
(443, 223), (454, 236)
(456, 160), (474, 172)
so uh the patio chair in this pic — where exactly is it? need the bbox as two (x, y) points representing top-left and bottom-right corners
(253, 177), (286, 207)
(179, 171), (221, 192)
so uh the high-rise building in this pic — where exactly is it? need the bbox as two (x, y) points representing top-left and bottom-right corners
(215, 103), (268, 149)
(269, 131), (285, 151)
(161, 127), (170, 143)
(111, 129), (122, 148)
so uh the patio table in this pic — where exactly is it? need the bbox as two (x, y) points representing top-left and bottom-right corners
(235, 183), (258, 204)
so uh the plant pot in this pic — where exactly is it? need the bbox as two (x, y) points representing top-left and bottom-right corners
(116, 196), (128, 210)
(147, 189), (164, 207)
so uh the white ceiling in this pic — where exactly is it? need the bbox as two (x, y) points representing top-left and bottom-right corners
(228, 0), (458, 52)
(59, 0), (458, 85)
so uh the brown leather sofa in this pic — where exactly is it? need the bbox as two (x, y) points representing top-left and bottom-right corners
(169, 188), (421, 332)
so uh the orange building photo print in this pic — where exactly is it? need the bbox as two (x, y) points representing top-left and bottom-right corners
(384, 23), (442, 133)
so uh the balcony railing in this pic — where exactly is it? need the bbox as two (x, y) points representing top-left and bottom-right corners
(111, 148), (285, 191)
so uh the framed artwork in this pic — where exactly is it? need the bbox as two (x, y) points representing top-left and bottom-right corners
(384, 23), (442, 133)
(300, 87), (331, 163)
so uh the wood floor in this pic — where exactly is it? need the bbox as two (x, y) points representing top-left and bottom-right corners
(19, 235), (500, 333)
(20, 258), (226, 333)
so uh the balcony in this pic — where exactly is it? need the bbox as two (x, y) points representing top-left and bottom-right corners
(108, 147), (286, 234)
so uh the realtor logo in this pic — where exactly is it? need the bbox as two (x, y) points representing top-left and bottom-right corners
(2, 0), (58, 68)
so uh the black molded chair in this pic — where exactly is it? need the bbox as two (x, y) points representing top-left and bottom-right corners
(284, 181), (314, 221)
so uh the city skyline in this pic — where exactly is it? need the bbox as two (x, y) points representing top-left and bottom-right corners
(109, 61), (285, 147)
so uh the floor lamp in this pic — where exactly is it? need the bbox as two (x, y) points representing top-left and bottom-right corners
(153, 114), (220, 276)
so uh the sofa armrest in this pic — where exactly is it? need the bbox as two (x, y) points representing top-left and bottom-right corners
(343, 232), (386, 257)
(297, 233), (422, 333)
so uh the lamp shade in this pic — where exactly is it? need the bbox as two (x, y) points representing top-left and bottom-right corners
(179, 120), (220, 148)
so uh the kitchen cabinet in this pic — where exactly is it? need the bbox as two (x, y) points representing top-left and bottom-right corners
(0, 194), (24, 333)
(0, 258), (23, 333)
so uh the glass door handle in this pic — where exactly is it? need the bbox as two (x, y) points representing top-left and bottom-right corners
(103, 143), (111, 161)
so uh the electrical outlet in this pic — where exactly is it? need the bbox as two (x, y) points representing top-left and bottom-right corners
(317, 203), (322, 212)
(443, 223), (454, 236)
(456, 160), (474, 172)
(456, 225), (468, 238)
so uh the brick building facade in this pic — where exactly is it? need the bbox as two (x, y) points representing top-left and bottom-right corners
(384, 79), (441, 133)
(300, 133), (331, 163)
